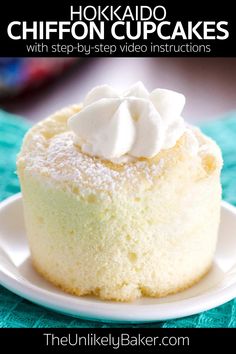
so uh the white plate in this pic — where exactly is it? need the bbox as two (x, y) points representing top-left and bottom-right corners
(0, 193), (236, 323)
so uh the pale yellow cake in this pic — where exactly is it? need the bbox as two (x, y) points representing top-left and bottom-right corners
(17, 101), (223, 301)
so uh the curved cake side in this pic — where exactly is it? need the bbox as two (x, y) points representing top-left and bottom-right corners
(17, 105), (222, 301)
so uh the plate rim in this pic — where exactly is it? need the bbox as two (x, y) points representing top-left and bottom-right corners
(0, 193), (236, 323)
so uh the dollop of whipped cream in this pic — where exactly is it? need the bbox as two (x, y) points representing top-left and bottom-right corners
(68, 82), (187, 163)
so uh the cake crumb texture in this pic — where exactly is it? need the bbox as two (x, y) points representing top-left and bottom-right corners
(17, 105), (222, 301)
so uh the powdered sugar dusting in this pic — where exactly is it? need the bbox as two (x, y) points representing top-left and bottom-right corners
(20, 131), (165, 195)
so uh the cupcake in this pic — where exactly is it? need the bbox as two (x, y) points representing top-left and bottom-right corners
(17, 82), (222, 301)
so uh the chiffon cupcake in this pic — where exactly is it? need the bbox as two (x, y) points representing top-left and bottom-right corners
(17, 82), (223, 301)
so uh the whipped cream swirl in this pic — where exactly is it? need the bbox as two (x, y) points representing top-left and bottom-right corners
(68, 82), (187, 162)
